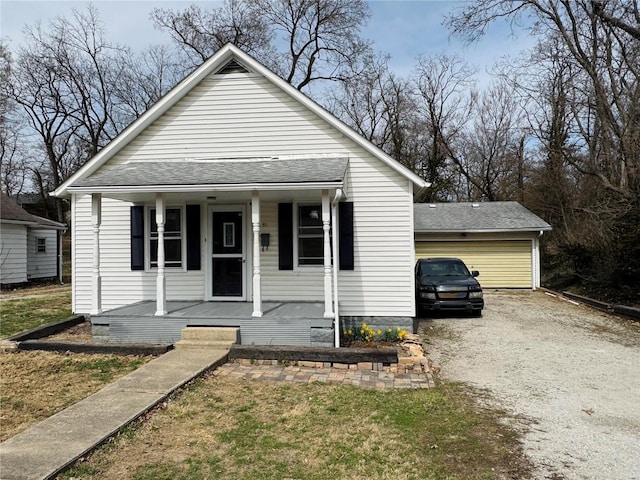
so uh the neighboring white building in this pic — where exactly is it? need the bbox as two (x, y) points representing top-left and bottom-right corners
(53, 44), (428, 346)
(1, 192), (67, 286)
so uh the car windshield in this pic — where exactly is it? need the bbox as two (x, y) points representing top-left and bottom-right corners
(421, 260), (470, 277)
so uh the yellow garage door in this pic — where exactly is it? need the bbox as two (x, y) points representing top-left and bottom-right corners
(415, 241), (532, 288)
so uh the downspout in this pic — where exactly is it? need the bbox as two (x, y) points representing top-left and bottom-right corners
(535, 230), (544, 290)
(331, 188), (344, 348)
(57, 229), (63, 284)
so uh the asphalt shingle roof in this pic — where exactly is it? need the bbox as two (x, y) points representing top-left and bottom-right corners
(0, 192), (66, 229)
(75, 157), (349, 188)
(1, 192), (35, 223)
(414, 202), (552, 232)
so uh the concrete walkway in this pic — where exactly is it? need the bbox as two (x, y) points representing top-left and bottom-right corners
(0, 348), (229, 480)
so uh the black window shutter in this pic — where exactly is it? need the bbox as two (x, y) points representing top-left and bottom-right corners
(339, 202), (354, 270)
(130, 206), (145, 271)
(278, 203), (293, 270)
(186, 204), (201, 270)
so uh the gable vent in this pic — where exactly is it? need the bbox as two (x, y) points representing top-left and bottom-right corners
(217, 59), (249, 74)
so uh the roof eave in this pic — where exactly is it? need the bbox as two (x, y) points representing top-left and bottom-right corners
(1, 219), (37, 226)
(32, 223), (68, 231)
(415, 227), (553, 234)
(30, 216), (67, 230)
(67, 180), (344, 195)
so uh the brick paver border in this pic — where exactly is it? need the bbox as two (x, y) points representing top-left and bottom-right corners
(213, 362), (435, 389)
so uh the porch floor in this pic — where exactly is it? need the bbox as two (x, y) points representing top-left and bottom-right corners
(91, 301), (334, 347)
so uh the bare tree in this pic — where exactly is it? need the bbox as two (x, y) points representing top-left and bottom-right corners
(447, 0), (640, 200)
(26, 5), (130, 157)
(327, 53), (416, 159)
(591, 1), (640, 40)
(0, 41), (28, 196)
(0, 117), (28, 196)
(113, 44), (183, 125)
(152, 0), (372, 91)
(0, 41), (10, 115)
(453, 80), (529, 201)
(412, 54), (477, 200)
(151, 0), (273, 72)
(253, 0), (371, 90)
(508, 36), (581, 237)
(7, 38), (77, 221)
(4, 6), (132, 220)
(326, 53), (392, 145)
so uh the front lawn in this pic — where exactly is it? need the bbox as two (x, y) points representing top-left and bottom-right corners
(60, 374), (532, 480)
(0, 292), (72, 338)
(0, 351), (152, 441)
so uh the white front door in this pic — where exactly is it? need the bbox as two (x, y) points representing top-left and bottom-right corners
(208, 205), (246, 301)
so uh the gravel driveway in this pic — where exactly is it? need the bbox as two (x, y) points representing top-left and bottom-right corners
(423, 290), (640, 480)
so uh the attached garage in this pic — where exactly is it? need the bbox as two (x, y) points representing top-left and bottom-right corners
(414, 202), (551, 289)
(415, 237), (534, 288)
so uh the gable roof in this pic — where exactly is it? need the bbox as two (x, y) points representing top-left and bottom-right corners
(0, 192), (66, 230)
(414, 202), (552, 233)
(54, 44), (427, 197)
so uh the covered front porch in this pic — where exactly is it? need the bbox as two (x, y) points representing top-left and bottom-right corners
(90, 300), (334, 347)
(71, 156), (352, 347)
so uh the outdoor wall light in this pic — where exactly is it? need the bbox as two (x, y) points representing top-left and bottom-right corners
(260, 233), (270, 251)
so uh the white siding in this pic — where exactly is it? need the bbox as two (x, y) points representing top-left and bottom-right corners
(0, 223), (28, 284)
(73, 195), (205, 313)
(74, 72), (415, 317)
(27, 228), (58, 279)
(101, 73), (347, 167)
(337, 160), (415, 316)
(260, 201), (324, 301)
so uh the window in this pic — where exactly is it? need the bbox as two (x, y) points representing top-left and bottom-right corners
(149, 207), (183, 268)
(36, 237), (46, 253)
(297, 205), (324, 266)
(223, 222), (236, 248)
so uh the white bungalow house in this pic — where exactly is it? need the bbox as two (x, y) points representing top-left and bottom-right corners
(53, 44), (428, 347)
(1, 192), (67, 286)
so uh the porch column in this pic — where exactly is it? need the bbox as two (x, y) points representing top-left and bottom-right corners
(91, 193), (102, 315)
(322, 190), (334, 318)
(251, 191), (262, 317)
(155, 194), (167, 316)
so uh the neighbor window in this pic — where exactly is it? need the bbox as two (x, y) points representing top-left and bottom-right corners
(36, 237), (46, 253)
(149, 207), (183, 268)
(297, 205), (324, 266)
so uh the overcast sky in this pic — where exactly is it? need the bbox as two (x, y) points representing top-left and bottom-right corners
(1, 0), (536, 84)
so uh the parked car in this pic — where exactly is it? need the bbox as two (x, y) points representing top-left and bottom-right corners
(415, 257), (484, 316)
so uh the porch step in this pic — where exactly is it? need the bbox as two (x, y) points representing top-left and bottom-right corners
(175, 327), (239, 349)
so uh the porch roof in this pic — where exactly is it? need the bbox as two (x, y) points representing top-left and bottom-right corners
(68, 157), (348, 194)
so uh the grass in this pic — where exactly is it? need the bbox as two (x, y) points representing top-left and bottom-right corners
(0, 293), (72, 338)
(0, 350), (152, 441)
(59, 374), (532, 480)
